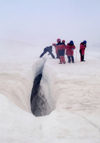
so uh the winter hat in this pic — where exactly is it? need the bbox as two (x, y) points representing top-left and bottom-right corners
(62, 40), (65, 44)
(83, 40), (87, 44)
(70, 40), (74, 45)
(57, 38), (61, 43)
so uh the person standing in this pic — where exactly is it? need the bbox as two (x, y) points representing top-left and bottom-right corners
(53, 39), (66, 64)
(53, 38), (62, 59)
(80, 40), (87, 62)
(59, 40), (66, 64)
(66, 41), (76, 63)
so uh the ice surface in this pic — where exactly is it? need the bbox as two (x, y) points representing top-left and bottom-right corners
(0, 41), (100, 143)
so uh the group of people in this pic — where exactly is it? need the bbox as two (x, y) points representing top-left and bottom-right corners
(40, 39), (87, 64)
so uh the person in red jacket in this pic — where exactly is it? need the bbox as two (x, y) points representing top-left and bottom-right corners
(53, 39), (66, 64)
(80, 40), (87, 62)
(53, 38), (61, 58)
(66, 41), (75, 63)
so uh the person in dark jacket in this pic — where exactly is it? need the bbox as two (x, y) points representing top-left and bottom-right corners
(40, 46), (55, 59)
(80, 40), (87, 62)
(66, 41), (76, 63)
(59, 40), (66, 64)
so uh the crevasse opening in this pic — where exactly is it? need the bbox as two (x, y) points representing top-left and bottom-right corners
(30, 63), (54, 116)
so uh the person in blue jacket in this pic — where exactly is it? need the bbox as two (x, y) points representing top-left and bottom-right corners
(40, 46), (55, 59)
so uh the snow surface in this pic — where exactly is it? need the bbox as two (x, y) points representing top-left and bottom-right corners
(0, 40), (100, 143)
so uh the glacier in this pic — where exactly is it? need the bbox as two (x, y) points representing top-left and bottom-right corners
(0, 40), (100, 143)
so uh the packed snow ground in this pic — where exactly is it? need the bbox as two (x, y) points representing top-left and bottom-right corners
(0, 40), (100, 143)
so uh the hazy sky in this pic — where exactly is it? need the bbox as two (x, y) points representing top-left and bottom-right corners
(0, 0), (100, 46)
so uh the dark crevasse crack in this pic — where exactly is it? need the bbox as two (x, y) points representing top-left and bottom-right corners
(30, 62), (52, 117)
